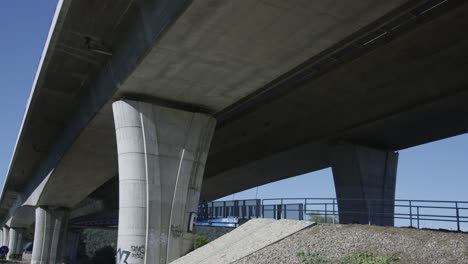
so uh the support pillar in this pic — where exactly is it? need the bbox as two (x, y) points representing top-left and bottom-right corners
(31, 207), (69, 264)
(0, 229), (3, 247)
(3, 227), (9, 247)
(7, 228), (18, 259)
(113, 100), (216, 264)
(15, 230), (23, 255)
(331, 144), (398, 226)
(49, 209), (69, 263)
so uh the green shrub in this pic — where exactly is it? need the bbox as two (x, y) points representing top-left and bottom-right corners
(309, 214), (337, 224)
(81, 228), (117, 259)
(89, 246), (115, 264)
(193, 235), (209, 249)
(297, 252), (329, 264)
(12, 253), (22, 259)
(340, 253), (398, 264)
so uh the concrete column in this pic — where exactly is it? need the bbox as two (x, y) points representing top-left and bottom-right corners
(15, 230), (23, 255)
(113, 100), (216, 264)
(3, 227), (9, 247)
(331, 144), (398, 226)
(7, 228), (18, 259)
(0, 229), (3, 247)
(31, 207), (53, 264)
(31, 207), (69, 264)
(49, 210), (69, 264)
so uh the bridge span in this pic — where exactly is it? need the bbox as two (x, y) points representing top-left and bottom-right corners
(1, 0), (468, 263)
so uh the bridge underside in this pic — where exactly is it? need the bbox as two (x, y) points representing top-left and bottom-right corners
(0, 0), (464, 213)
(38, 0), (468, 221)
(2, 0), (468, 263)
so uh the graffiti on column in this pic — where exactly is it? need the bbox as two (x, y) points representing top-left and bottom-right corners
(116, 248), (130, 264)
(171, 224), (183, 237)
(116, 245), (145, 263)
(131, 245), (145, 259)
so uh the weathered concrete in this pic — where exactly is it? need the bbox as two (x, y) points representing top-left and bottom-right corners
(31, 207), (69, 264)
(113, 99), (216, 264)
(173, 219), (314, 264)
(331, 144), (398, 226)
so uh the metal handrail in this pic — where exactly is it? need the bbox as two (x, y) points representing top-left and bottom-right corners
(198, 197), (468, 231)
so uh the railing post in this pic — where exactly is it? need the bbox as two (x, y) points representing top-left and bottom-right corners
(261, 199), (265, 218)
(304, 199), (307, 221)
(409, 201), (413, 228)
(325, 204), (328, 223)
(223, 201), (227, 218)
(281, 199), (284, 219)
(456, 202), (461, 232)
(276, 204), (282, 220)
(417, 206), (420, 229)
(332, 199), (336, 224)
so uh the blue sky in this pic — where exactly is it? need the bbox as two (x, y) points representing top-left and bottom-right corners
(0, 2), (467, 205)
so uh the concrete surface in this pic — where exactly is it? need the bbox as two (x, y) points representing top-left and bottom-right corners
(172, 219), (314, 264)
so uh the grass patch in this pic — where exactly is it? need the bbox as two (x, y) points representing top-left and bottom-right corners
(193, 235), (209, 249)
(340, 253), (398, 264)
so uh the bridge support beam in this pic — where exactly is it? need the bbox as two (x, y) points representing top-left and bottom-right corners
(331, 144), (398, 226)
(2, 227), (9, 247)
(31, 207), (69, 264)
(7, 227), (18, 259)
(15, 230), (23, 255)
(113, 100), (216, 264)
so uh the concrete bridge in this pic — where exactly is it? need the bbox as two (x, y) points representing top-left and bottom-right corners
(1, 0), (468, 263)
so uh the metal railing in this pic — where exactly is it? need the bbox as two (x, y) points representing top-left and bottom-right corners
(197, 198), (468, 232)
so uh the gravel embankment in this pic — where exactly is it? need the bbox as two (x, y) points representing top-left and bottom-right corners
(234, 224), (468, 264)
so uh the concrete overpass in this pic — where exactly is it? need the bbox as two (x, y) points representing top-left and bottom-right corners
(1, 0), (468, 263)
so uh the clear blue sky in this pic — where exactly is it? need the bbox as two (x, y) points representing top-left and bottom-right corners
(1, 2), (467, 204)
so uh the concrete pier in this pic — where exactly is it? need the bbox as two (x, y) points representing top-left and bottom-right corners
(331, 144), (398, 226)
(31, 207), (69, 264)
(113, 100), (216, 264)
(2, 227), (9, 248)
(7, 228), (18, 259)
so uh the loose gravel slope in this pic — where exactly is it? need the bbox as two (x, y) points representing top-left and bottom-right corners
(234, 224), (468, 264)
